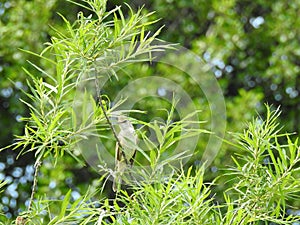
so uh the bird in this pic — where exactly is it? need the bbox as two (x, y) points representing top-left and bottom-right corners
(113, 115), (137, 192)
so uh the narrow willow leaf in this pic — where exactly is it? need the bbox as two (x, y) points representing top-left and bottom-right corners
(30, 112), (45, 132)
(57, 12), (75, 38)
(153, 121), (164, 146)
(59, 189), (72, 219)
(48, 111), (65, 132)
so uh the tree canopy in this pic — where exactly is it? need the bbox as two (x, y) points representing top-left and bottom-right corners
(0, 0), (299, 224)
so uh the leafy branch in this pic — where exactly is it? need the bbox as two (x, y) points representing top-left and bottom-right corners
(223, 105), (300, 224)
(0, 0), (172, 222)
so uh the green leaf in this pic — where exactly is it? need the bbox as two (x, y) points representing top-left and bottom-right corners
(59, 189), (72, 219)
(150, 150), (157, 166)
(48, 111), (65, 132)
(30, 112), (45, 132)
(153, 120), (164, 146)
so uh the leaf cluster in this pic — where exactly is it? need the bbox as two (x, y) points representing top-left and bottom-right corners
(1, 1), (300, 224)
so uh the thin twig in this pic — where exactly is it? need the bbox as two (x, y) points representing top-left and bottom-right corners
(93, 68), (129, 165)
(27, 160), (42, 211)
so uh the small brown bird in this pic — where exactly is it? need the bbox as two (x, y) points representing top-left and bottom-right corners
(113, 115), (137, 192)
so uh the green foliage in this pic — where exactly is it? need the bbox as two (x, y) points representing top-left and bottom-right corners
(106, 167), (215, 225)
(5, 0), (170, 165)
(223, 106), (300, 224)
(27, 189), (101, 224)
(1, 0), (300, 223)
(132, 106), (208, 171)
(15, 105), (300, 224)
(0, 0), (57, 146)
(0, 180), (8, 224)
(118, 0), (300, 200)
(101, 107), (300, 225)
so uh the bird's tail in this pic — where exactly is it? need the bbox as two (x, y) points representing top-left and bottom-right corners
(113, 175), (121, 192)
(113, 161), (126, 192)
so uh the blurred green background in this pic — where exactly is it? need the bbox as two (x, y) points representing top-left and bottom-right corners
(0, 0), (299, 219)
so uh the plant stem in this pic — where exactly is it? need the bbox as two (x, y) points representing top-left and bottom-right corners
(27, 160), (42, 212)
(93, 69), (129, 166)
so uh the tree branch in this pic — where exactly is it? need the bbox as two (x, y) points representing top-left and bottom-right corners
(27, 160), (42, 212)
(93, 69), (129, 166)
